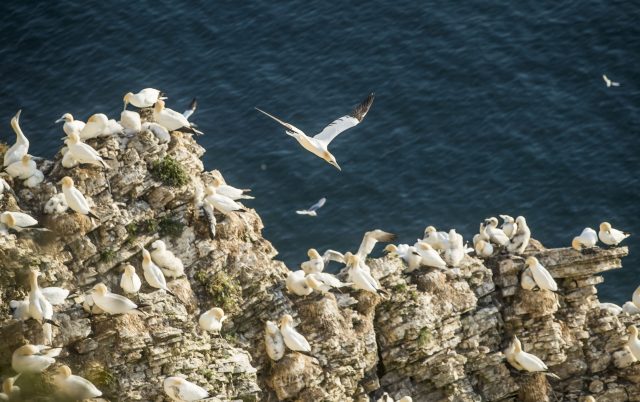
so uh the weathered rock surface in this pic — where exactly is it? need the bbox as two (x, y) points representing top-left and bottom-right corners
(0, 115), (638, 401)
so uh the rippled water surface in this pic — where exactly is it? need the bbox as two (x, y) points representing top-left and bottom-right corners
(1, 1), (638, 303)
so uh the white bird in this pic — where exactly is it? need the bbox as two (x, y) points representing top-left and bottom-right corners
(64, 132), (111, 169)
(91, 283), (138, 315)
(356, 229), (396, 260)
(279, 314), (311, 353)
(598, 222), (630, 246)
(500, 215), (518, 239)
(60, 176), (99, 219)
(346, 253), (385, 295)
(199, 307), (226, 333)
(256, 93), (375, 171)
(301, 248), (324, 274)
(504, 339), (524, 370)
(210, 176), (253, 200)
(0, 211), (38, 231)
(583, 397), (596, 402)
(23, 169), (44, 188)
(55, 113), (85, 136)
(285, 270), (312, 297)
(572, 228), (598, 251)
(474, 239), (494, 258)
(142, 121), (171, 143)
(598, 302), (623, 315)
(3, 110), (29, 167)
(142, 247), (173, 294)
(54, 365), (102, 400)
(120, 110), (142, 134)
(150, 240), (185, 278)
(27, 270), (53, 324)
(265, 320), (285, 361)
(9, 298), (30, 320)
(510, 336), (550, 373)
(623, 301), (640, 315)
(423, 226), (450, 250)
(626, 325), (640, 360)
(0, 177), (13, 195)
(0, 376), (20, 401)
(123, 88), (166, 109)
(120, 264), (142, 294)
(398, 397), (413, 402)
(11, 344), (61, 374)
(383, 243), (412, 261)
(305, 272), (351, 294)
(416, 242), (447, 268)
(520, 268), (537, 290)
(296, 197), (326, 216)
(79, 113), (123, 139)
(444, 229), (465, 267)
(322, 249), (347, 265)
(632, 285), (640, 309)
(153, 99), (202, 135)
(507, 216), (531, 254)
(484, 217), (510, 246)
(203, 186), (245, 215)
(5, 154), (37, 179)
(525, 256), (558, 291)
(473, 223), (490, 248)
(602, 74), (620, 87)
(163, 377), (209, 402)
(182, 98), (197, 120)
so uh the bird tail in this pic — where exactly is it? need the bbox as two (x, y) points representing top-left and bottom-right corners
(88, 211), (100, 220)
(545, 372), (561, 380)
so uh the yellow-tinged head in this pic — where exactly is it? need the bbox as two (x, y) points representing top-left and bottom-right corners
(265, 320), (279, 334)
(512, 336), (522, 353)
(123, 92), (134, 106)
(279, 314), (294, 327)
(154, 99), (165, 113)
(209, 307), (225, 320)
(628, 325), (638, 337)
(60, 176), (74, 189)
(525, 256), (538, 267)
(600, 222), (612, 232)
(476, 239), (487, 249)
(307, 248), (320, 259)
(92, 283), (108, 296)
(28, 269), (40, 287)
(123, 264), (136, 275)
(305, 275), (322, 290)
(3, 376), (15, 394)
(418, 242), (433, 251)
(424, 226), (436, 235)
(211, 176), (223, 187)
(56, 364), (72, 378)
(322, 151), (341, 171)
(14, 344), (39, 356)
(204, 185), (216, 196)
(1, 212), (16, 228)
(384, 244), (397, 254)
(21, 154), (32, 164)
(571, 237), (582, 251)
(142, 248), (151, 263)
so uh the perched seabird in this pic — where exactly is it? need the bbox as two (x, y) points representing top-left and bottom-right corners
(504, 339), (524, 370)
(572, 228), (598, 251)
(598, 302), (623, 315)
(322, 249), (346, 265)
(79, 113), (123, 139)
(444, 229), (464, 267)
(64, 132), (111, 169)
(423, 226), (449, 250)
(0, 177), (13, 195)
(142, 121), (171, 143)
(59, 177), (99, 219)
(520, 268), (537, 290)
(54, 365), (102, 400)
(509, 336), (552, 373)
(346, 253), (385, 295)
(153, 99), (203, 135)
(416, 242), (447, 268)
(632, 285), (640, 309)
(199, 307), (226, 333)
(120, 264), (142, 294)
(265, 320), (285, 361)
(55, 113), (85, 136)
(484, 217), (510, 246)
(626, 325), (640, 360)
(142, 247), (173, 295)
(120, 110), (142, 134)
(91, 283), (138, 315)
(0, 211), (38, 231)
(182, 98), (197, 119)
(5, 154), (37, 179)
(27, 270), (55, 343)
(11, 344), (61, 374)
(0, 376), (20, 401)
(623, 301), (640, 315)
(163, 377), (209, 402)
(474, 239), (494, 258)
(210, 176), (253, 200)
(150, 240), (184, 278)
(305, 272), (351, 294)
(203, 186), (245, 215)
(598, 222), (630, 246)
(602, 74), (620, 87)
(301, 248), (324, 275)
(3, 110), (29, 167)
(279, 314), (311, 353)
(385, 244), (422, 272)
(256, 93), (375, 170)
(507, 216), (531, 254)
(296, 197), (326, 216)
(356, 229), (396, 260)
(500, 215), (518, 239)
(398, 397), (413, 402)
(285, 270), (312, 297)
(525, 257), (558, 291)
(123, 88), (166, 110)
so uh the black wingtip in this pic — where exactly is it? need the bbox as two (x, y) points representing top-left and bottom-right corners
(189, 97), (197, 111)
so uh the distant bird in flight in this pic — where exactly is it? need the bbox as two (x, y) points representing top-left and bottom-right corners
(182, 98), (197, 120)
(296, 197), (326, 216)
(256, 93), (375, 171)
(602, 74), (620, 87)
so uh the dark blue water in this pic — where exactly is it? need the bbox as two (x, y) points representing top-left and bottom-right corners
(1, 1), (638, 303)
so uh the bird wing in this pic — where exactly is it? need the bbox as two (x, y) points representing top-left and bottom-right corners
(515, 351), (548, 371)
(357, 229), (396, 259)
(314, 273), (347, 287)
(313, 93), (375, 145)
(322, 249), (345, 264)
(178, 382), (209, 400)
(41, 287), (69, 305)
(531, 264), (558, 291)
(308, 197), (326, 212)
(183, 98), (197, 119)
(70, 188), (92, 212)
(255, 108), (306, 136)
(296, 210), (312, 215)
(12, 212), (38, 227)
(73, 143), (103, 161)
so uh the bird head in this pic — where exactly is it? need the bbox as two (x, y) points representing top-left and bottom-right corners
(571, 237), (582, 251)
(204, 185), (216, 196)
(211, 176), (223, 188)
(265, 320), (279, 335)
(123, 264), (136, 275)
(383, 244), (398, 255)
(424, 226), (436, 236)
(123, 92), (133, 110)
(279, 314), (293, 327)
(154, 99), (165, 113)
(628, 325), (638, 337)
(323, 152), (341, 171)
(151, 240), (165, 251)
(55, 113), (73, 124)
(56, 365), (72, 378)
(515, 216), (527, 226)
(304, 275), (322, 290)
(141, 248), (151, 264)
(14, 344), (38, 357)
(600, 222), (612, 233)
(525, 256), (538, 267)
(59, 176), (74, 189)
(417, 242), (433, 251)
(210, 307), (226, 321)
(92, 283), (108, 296)
(307, 248), (320, 259)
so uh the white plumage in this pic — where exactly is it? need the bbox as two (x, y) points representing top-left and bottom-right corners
(474, 239), (494, 258)
(79, 113), (122, 139)
(123, 88), (165, 109)
(301, 248), (324, 274)
(91, 283), (138, 314)
(628, 325), (640, 360)
(500, 214), (518, 239)
(598, 222), (630, 246)
(485, 217), (510, 246)
(356, 229), (396, 260)
(416, 242), (447, 268)
(286, 270), (312, 297)
(510, 336), (550, 372)
(347, 253), (383, 294)
(198, 307), (226, 333)
(423, 226), (450, 250)
(296, 197), (326, 216)
(3, 110), (29, 167)
(211, 176), (253, 200)
(120, 264), (142, 294)
(163, 377), (209, 402)
(142, 247), (171, 293)
(60, 176), (97, 218)
(0, 211), (38, 231)
(64, 132), (111, 168)
(279, 314), (312, 352)
(305, 272), (351, 293)
(150, 240), (184, 278)
(55, 113), (85, 136)
(204, 186), (244, 215)
(507, 216), (531, 254)
(5, 154), (37, 179)
(572, 227), (598, 251)
(526, 257), (558, 292)
(153, 99), (201, 134)
(265, 320), (285, 361)
(120, 110), (142, 133)
(54, 365), (102, 400)
(11, 344), (61, 374)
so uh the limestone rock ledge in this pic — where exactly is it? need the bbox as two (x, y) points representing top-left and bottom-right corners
(0, 125), (638, 402)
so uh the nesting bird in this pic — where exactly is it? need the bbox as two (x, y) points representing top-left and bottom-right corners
(5, 154), (37, 180)
(346, 253), (386, 296)
(444, 229), (465, 267)
(153, 99), (202, 135)
(150, 240), (185, 278)
(198, 307), (226, 333)
(572, 228), (598, 251)
(474, 239), (493, 258)
(305, 272), (351, 294)
(507, 216), (531, 254)
(59, 177), (99, 219)
(3, 110), (29, 167)
(203, 186), (245, 216)
(279, 314), (312, 353)
(506, 336), (554, 374)
(55, 113), (85, 136)
(423, 226), (449, 251)
(0, 211), (38, 232)
(210, 176), (253, 200)
(11, 344), (61, 374)
(120, 110), (142, 134)
(91, 283), (138, 315)
(123, 88), (166, 109)
(163, 377), (209, 402)
(265, 320), (285, 361)
(301, 248), (324, 275)
(484, 217), (510, 247)
(416, 242), (447, 269)
(120, 264), (142, 294)
(63, 132), (111, 168)
(286, 270), (313, 297)
(141, 247), (173, 295)
(500, 215), (518, 239)
(53, 365), (102, 400)
(79, 113), (123, 139)
(525, 256), (558, 292)
(598, 222), (630, 246)
(627, 325), (640, 360)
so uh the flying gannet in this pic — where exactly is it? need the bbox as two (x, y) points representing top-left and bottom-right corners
(296, 197), (326, 216)
(163, 377), (209, 402)
(602, 74), (620, 87)
(59, 177), (99, 220)
(279, 314), (312, 353)
(256, 93), (375, 170)
(598, 222), (630, 246)
(150, 240), (185, 278)
(3, 110), (29, 167)
(54, 365), (102, 400)
(265, 320), (285, 361)
(120, 264), (142, 294)
(123, 88), (166, 110)
(11, 344), (61, 374)
(199, 307), (226, 333)
(55, 113), (85, 136)
(210, 176), (253, 200)
(572, 227), (598, 251)
(153, 99), (202, 135)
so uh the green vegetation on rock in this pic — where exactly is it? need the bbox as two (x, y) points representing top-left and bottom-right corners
(151, 156), (189, 187)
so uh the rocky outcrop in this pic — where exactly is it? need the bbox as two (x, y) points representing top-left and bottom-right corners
(0, 116), (638, 402)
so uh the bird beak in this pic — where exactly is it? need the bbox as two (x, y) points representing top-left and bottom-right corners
(123, 100), (128, 111)
(55, 117), (65, 123)
(330, 161), (342, 171)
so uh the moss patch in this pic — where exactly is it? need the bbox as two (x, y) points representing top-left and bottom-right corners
(85, 364), (116, 390)
(195, 270), (242, 312)
(151, 156), (189, 187)
(100, 248), (116, 262)
(159, 217), (184, 238)
(418, 327), (432, 347)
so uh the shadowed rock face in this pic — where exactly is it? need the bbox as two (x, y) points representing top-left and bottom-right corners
(0, 118), (639, 402)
